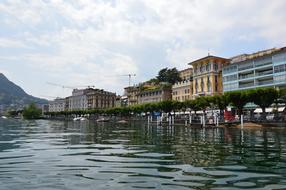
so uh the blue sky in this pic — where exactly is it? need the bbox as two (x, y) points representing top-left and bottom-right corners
(1, 0), (286, 99)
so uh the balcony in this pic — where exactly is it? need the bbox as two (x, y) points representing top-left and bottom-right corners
(239, 74), (254, 80)
(256, 70), (273, 76)
(239, 82), (254, 88)
(254, 61), (272, 68)
(257, 80), (274, 86)
(238, 65), (253, 71)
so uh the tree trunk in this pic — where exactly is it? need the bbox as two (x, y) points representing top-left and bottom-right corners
(261, 107), (266, 121)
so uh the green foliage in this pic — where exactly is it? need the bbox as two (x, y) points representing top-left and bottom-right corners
(146, 78), (160, 85)
(156, 67), (181, 84)
(225, 90), (250, 115)
(23, 103), (42, 119)
(157, 100), (175, 113)
(248, 88), (278, 119)
(211, 94), (229, 111)
(277, 88), (286, 103)
(193, 96), (210, 111)
(250, 88), (278, 108)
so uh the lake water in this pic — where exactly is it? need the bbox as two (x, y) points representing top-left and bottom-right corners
(0, 119), (286, 190)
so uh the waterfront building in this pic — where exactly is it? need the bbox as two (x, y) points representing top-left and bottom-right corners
(69, 89), (89, 111)
(115, 95), (128, 107)
(222, 47), (286, 92)
(189, 55), (229, 98)
(42, 104), (49, 113)
(65, 97), (70, 111)
(138, 85), (172, 104)
(68, 88), (116, 111)
(172, 68), (193, 101)
(124, 85), (140, 106)
(48, 98), (66, 112)
(86, 89), (116, 109)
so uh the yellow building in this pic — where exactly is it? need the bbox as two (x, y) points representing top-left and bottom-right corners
(179, 68), (193, 81)
(172, 68), (193, 102)
(189, 55), (229, 98)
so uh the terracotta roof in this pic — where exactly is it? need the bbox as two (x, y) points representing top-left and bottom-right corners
(188, 55), (229, 65)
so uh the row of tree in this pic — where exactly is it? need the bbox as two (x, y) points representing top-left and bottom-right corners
(46, 87), (286, 121)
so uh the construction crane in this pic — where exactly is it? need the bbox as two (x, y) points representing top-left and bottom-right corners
(125, 74), (136, 87)
(46, 82), (95, 89)
(105, 74), (136, 87)
(46, 82), (74, 89)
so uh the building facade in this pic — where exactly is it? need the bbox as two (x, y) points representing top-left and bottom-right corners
(86, 89), (116, 109)
(172, 68), (193, 102)
(124, 86), (140, 106)
(69, 89), (89, 111)
(48, 98), (66, 112)
(222, 47), (286, 92)
(138, 86), (172, 104)
(189, 55), (229, 98)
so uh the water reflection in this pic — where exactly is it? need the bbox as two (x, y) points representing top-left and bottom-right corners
(0, 119), (286, 189)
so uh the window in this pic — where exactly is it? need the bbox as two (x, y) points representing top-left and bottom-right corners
(215, 76), (218, 92)
(201, 78), (204, 92)
(206, 63), (210, 72)
(207, 76), (211, 92)
(214, 63), (218, 71)
(195, 79), (198, 93)
(273, 53), (286, 64)
(274, 74), (286, 83)
(223, 74), (237, 82)
(274, 64), (286, 73)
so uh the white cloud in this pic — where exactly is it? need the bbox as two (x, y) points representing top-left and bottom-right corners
(1, 0), (286, 97)
(0, 38), (26, 48)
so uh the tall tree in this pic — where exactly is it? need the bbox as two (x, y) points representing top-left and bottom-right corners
(156, 67), (181, 84)
(211, 94), (229, 115)
(249, 88), (278, 120)
(23, 103), (42, 119)
(225, 91), (250, 118)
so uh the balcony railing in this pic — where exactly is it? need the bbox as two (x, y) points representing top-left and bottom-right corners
(239, 74), (254, 80)
(257, 80), (274, 86)
(239, 83), (254, 88)
(254, 61), (272, 68)
(256, 70), (273, 76)
(238, 65), (253, 71)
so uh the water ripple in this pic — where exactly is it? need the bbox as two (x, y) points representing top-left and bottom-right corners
(0, 120), (286, 189)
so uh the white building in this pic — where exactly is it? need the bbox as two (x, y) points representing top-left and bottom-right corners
(69, 89), (89, 111)
(48, 98), (66, 112)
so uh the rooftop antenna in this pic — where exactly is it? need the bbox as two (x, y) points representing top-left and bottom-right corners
(208, 48), (210, 56)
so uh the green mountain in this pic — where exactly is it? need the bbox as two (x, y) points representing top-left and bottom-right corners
(0, 73), (47, 109)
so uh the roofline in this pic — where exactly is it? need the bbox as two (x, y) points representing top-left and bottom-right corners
(188, 55), (230, 65)
(179, 67), (193, 72)
(230, 46), (286, 64)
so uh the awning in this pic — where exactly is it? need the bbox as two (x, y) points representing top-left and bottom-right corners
(254, 107), (285, 113)
(254, 108), (273, 113)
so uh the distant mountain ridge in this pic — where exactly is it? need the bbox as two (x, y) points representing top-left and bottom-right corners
(0, 73), (47, 108)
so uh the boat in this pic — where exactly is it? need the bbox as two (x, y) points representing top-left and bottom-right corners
(117, 120), (128, 124)
(96, 118), (110, 122)
(73, 117), (87, 121)
(1, 116), (7, 119)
